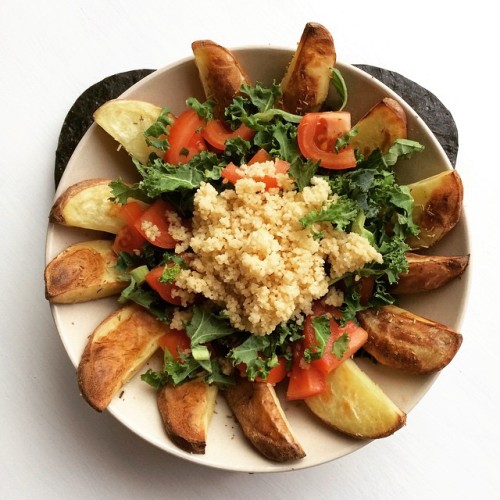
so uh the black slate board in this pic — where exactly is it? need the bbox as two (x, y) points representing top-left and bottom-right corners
(54, 65), (458, 187)
(54, 69), (154, 186)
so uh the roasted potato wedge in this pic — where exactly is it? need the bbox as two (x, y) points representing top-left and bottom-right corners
(391, 252), (469, 294)
(407, 170), (463, 249)
(93, 99), (165, 164)
(78, 304), (166, 411)
(224, 378), (305, 462)
(305, 358), (406, 439)
(45, 240), (127, 303)
(157, 378), (218, 454)
(49, 178), (131, 234)
(192, 40), (250, 120)
(349, 97), (407, 157)
(280, 22), (336, 115)
(357, 305), (463, 374)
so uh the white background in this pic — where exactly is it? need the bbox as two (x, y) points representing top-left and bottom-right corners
(1, 1), (499, 498)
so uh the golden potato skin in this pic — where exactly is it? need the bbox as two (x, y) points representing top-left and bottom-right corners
(157, 379), (218, 454)
(407, 170), (463, 249)
(224, 378), (305, 462)
(78, 305), (166, 412)
(192, 40), (250, 120)
(357, 305), (463, 374)
(305, 358), (406, 439)
(49, 178), (125, 234)
(280, 22), (336, 114)
(349, 97), (407, 157)
(391, 252), (469, 294)
(45, 240), (127, 303)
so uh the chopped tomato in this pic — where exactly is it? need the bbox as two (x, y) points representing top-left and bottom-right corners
(118, 201), (146, 226)
(248, 148), (272, 165)
(253, 158), (290, 189)
(158, 327), (191, 361)
(221, 159), (291, 190)
(237, 357), (288, 384)
(134, 199), (178, 249)
(145, 265), (184, 306)
(202, 119), (255, 151)
(112, 224), (146, 255)
(112, 201), (149, 254)
(164, 108), (207, 164)
(286, 341), (326, 400)
(297, 112), (357, 169)
(255, 357), (287, 384)
(303, 302), (368, 376)
(221, 162), (243, 184)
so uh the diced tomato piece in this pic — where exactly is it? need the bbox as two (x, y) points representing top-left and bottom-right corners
(252, 158), (290, 189)
(145, 265), (184, 306)
(221, 162), (244, 184)
(134, 199), (178, 249)
(303, 302), (368, 376)
(158, 328), (191, 361)
(255, 357), (287, 384)
(248, 148), (272, 165)
(202, 120), (255, 151)
(297, 112), (357, 169)
(286, 341), (326, 400)
(237, 357), (288, 384)
(118, 201), (146, 226)
(112, 224), (146, 255)
(164, 108), (207, 164)
(221, 159), (291, 190)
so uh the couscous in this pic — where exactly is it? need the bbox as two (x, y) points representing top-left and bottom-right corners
(175, 168), (382, 335)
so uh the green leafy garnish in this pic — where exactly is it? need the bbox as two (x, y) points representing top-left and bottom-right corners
(226, 82), (282, 122)
(228, 319), (303, 381)
(300, 196), (359, 232)
(383, 139), (425, 166)
(134, 152), (225, 198)
(330, 67), (348, 111)
(144, 107), (174, 152)
(186, 306), (235, 347)
(332, 332), (349, 359)
(303, 315), (330, 362)
(335, 128), (358, 153)
(108, 178), (151, 205)
(187, 97), (214, 121)
(160, 264), (181, 284)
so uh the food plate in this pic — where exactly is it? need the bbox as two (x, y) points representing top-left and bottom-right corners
(45, 46), (470, 472)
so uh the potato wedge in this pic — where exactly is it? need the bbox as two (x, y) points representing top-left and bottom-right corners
(391, 252), (469, 294)
(280, 22), (336, 115)
(224, 378), (305, 462)
(192, 40), (250, 120)
(157, 378), (218, 454)
(49, 178), (126, 234)
(305, 358), (406, 439)
(93, 99), (165, 164)
(349, 97), (407, 158)
(407, 170), (463, 249)
(45, 240), (127, 303)
(357, 305), (463, 374)
(78, 304), (166, 411)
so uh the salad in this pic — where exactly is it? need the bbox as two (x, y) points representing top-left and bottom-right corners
(104, 75), (423, 396)
(46, 23), (466, 464)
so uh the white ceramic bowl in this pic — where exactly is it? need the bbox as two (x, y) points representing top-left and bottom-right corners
(45, 47), (470, 472)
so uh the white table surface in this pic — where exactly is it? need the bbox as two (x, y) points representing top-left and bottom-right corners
(2, 1), (499, 498)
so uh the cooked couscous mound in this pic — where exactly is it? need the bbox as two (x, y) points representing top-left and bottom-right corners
(175, 165), (382, 335)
